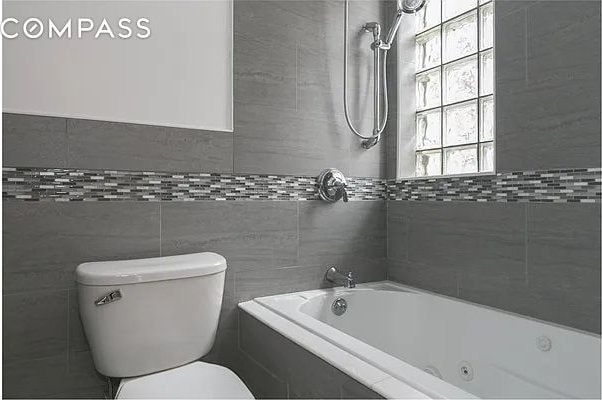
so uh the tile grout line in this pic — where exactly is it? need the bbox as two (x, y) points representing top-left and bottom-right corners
(524, 203), (529, 284)
(64, 118), (70, 168)
(385, 200), (389, 280)
(66, 288), (71, 367)
(231, 130), (235, 176)
(159, 202), (163, 257)
(525, 7), (529, 83)
(295, 42), (299, 112)
(296, 201), (300, 263)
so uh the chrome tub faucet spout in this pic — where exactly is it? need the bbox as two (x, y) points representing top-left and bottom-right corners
(325, 266), (356, 288)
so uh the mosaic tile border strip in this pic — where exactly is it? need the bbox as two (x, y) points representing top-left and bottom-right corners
(2, 167), (386, 202)
(3, 167), (600, 203)
(387, 168), (601, 203)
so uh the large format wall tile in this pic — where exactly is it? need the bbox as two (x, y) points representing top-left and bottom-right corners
(3, 290), (68, 363)
(68, 289), (90, 354)
(387, 201), (527, 299)
(2, 199), (369, 399)
(3, 2), (601, 400)
(297, 201), (388, 289)
(494, 1), (528, 94)
(2, 2), (387, 179)
(233, 258), (385, 306)
(232, 0), (387, 177)
(160, 201), (298, 271)
(299, 201), (386, 266)
(233, 102), (351, 176)
(295, 43), (344, 119)
(2, 202), (161, 398)
(234, 32), (296, 111)
(2, 113), (68, 168)
(239, 311), (383, 399)
(3, 355), (69, 399)
(527, 204), (600, 278)
(402, 202), (526, 283)
(525, 203), (601, 333)
(157, 199), (388, 399)
(3, 351), (105, 399)
(66, 119), (234, 173)
(494, 0), (540, 19)
(387, 259), (459, 298)
(236, 351), (288, 399)
(387, 201), (601, 333)
(496, 0), (601, 171)
(386, 201), (408, 263)
(160, 200), (300, 365)
(3, 202), (161, 294)
(235, 265), (326, 303)
(298, 201), (387, 286)
(295, 42), (387, 178)
(61, 351), (106, 398)
(457, 203), (601, 333)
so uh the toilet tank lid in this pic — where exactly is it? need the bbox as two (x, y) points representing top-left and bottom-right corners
(76, 252), (227, 286)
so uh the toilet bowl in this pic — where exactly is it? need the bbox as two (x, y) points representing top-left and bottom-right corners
(116, 361), (253, 399)
(75, 252), (253, 399)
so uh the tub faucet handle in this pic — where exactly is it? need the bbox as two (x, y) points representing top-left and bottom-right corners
(325, 266), (356, 288)
(346, 271), (356, 288)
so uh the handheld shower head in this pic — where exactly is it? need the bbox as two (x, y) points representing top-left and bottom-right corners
(383, 0), (426, 45)
(343, 0), (428, 148)
(398, 0), (426, 14)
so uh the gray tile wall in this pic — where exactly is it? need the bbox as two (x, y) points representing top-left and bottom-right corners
(4, 1), (601, 399)
(2, 1), (389, 178)
(386, 0), (601, 334)
(3, 202), (161, 398)
(2, 1), (390, 398)
(495, 0), (601, 171)
(233, 0), (388, 177)
(238, 310), (384, 399)
(387, 201), (601, 333)
(2, 200), (387, 398)
(2, 114), (235, 173)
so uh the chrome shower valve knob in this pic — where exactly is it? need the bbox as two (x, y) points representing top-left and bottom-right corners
(317, 168), (349, 203)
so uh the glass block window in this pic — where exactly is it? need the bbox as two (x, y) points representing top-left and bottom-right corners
(414, 0), (494, 177)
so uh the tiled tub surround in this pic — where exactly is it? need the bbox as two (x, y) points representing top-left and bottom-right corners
(1, 0), (391, 396)
(238, 309), (384, 399)
(381, 0), (602, 341)
(240, 282), (601, 399)
(2, 199), (388, 398)
(3, 0), (601, 397)
(4, 166), (600, 203)
(387, 201), (602, 334)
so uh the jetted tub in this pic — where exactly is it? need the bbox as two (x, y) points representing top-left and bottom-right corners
(239, 281), (601, 399)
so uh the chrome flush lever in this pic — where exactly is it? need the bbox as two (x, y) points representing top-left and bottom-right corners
(95, 289), (122, 306)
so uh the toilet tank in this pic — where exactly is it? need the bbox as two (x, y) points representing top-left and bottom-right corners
(76, 252), (227, 378)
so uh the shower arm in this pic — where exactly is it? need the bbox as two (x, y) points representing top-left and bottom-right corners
(343, 0), (389, 148)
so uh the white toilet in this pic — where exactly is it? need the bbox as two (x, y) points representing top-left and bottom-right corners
(75, 252), (254, 399)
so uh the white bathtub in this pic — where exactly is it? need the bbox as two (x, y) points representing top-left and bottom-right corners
(239, 281), (601, 399)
